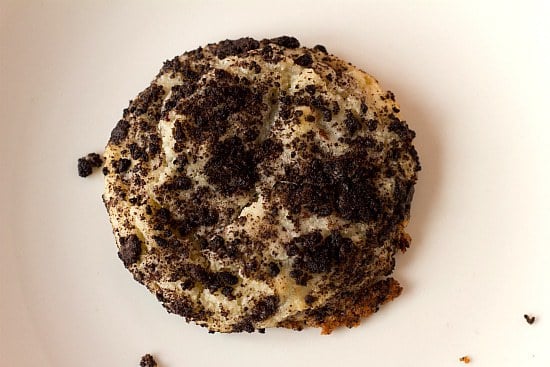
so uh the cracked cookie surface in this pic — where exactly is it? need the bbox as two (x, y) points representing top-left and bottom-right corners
(103, 36), (420, 333)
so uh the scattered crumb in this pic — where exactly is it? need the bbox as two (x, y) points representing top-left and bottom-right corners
(140, 353), (157, 367)
(77, 152), (103, 177)
(459, 356), (471, 364)
(524, 314), (536, 324)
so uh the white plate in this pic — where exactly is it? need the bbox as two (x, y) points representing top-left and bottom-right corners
(1, 1), (549, 366)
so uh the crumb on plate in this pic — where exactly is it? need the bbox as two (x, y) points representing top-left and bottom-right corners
(77, 152), (103, 177)
(140, 353), (157, 367)
(524, 314), (536, 324)
(459, 355), (471, 364)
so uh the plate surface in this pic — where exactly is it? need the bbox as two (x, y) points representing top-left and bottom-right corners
(1, 1), (549, 366)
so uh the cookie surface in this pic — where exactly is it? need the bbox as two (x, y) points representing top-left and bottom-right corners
(103, 36), (420, 333)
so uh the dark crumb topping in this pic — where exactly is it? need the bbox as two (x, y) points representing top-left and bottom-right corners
(128, 84), (165, 121)
(268, 262), (280, 277)
(200, 235), (240, 259)
(170, 264), (240, 297)
(305, 84), (316, 95)
(161, 175), (192, 191)
(205, 137), (258, 195)
(268, 36), (300, 49)
(388, 114), (415, 142)
(113, 158), (131, 173)
(215, 37), (260, 59)
(286, 231), (355, 285)
(109, 119), (130, 144)
(148, 134), (162, 155)
(294, 53), (313, 68)
(343, 110), (361, 135)
(232, 295), (280, 332)
(252, 295), (280, 321)
(367, 119), (378, 131)
(254, 138), (283, 162)
(139, 353), (157, 367)
(313, 44), (328, 54)
(276, 154), (386, 221)
(118, 234), (142, 266)
(304, 294), (317, 305)
(176, 206), (219, 236)
(173, 68), (263, 142)
(77, 153), (103, 177)
(129, 143), (148, 161)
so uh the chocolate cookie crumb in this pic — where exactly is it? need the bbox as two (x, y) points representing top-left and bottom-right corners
(269, 36), (300, 49)
(268, 262), (280, 277)
(118, 234), (142, 266)
(305, 84), (316, 95)
(524, 314), (536, 324)
(344, 110), (361, 135)
(204, 137), (258, 195)
(77, 153), (103, 177)
(313, 44), (328, 54)
(78, 158), (93, 177)
(215, 37), (260, 59)
(140, 353), (157, 367)
(110, 119), (130, 144)
(113, 158), (132, 173)
(304, 294), (317, 305)
(294, 53), (313, 68)
(86, 153), (103, 167)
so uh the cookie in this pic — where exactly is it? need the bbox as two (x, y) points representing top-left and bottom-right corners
(103, 36), (420, 333)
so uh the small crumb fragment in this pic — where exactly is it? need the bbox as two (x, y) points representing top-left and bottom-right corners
(524, 314), (536, 324)
(86, 153), (103, 167)
(313, 44), (328, 54)
(77, 158), (93, 177)
(77, 152), (103, 177)
(459, 356), (471, 364)
(140, 353), (157, 367)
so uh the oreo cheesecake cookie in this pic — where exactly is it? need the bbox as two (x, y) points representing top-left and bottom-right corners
(103, 36), (420, 334)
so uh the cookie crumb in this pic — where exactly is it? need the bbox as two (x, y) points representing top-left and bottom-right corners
(524, 314), (536, 324)
(459, 356), (471, 364)
(313, 44), (328, 54)
(294, 53), (313, 67)
(77, 152), (103, 177)
(140, 353), (157, 367)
